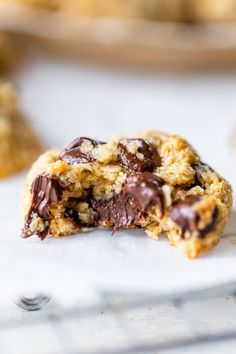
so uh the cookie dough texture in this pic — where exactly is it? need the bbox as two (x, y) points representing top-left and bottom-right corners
(22, 131), (232, 259)
(0, 83), (42, 178)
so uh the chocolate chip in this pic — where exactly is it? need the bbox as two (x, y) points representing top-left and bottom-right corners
(124, 172), (164, 215)
(23, 175), (64, 239)
(118, 139), (161, 172)
(59, 137), (104, 164)
(90, 172), (164, 231)
(64, 208), (81, 228)
(169, 196), (218, 239)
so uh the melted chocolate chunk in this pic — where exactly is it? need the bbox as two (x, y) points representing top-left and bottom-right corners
(23, 175), (64, 240)
(90, 172), (164, 230)
(169, 196), (200, 237)
(124, 172), (164, 215)
(59, 137), (104, 164)
(30, 175), (64, 219)
(118, 139), (161, 172)
(91, 193), (142, 230)
(169, 196), (218, 239)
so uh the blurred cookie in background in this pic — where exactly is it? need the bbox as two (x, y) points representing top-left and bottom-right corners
(1, 0), (236, 23)
(184, 0), (236, 23)
(1, 0), (58, 10)
(0, 0), (183, 21)
(0, 0), (236, 71)
(0, 33), (19, 73)
(61, 0), (236, 22)
(60, 0), (183, 22)
(61, 0), (236, 23)
(0, 82), (42, 179)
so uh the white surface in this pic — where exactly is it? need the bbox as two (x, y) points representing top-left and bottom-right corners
(1, 57), (236, 305)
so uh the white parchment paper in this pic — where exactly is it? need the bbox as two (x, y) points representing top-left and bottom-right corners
(1, 57), (236, 305)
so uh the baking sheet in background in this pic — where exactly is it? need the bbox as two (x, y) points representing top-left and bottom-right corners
(1, 56), (236, 305)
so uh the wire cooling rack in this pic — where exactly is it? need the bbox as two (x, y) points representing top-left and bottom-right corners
(0, 281), (236, 354)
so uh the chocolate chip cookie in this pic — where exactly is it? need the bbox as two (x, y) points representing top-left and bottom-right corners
(0, 83), (42, 178)
(22, 131), (232, 258)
